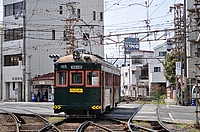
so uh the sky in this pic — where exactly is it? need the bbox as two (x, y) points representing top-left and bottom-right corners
(0, 1), (2, 23)
(104, 0), (184, 53)
(0, 0), (184, 52)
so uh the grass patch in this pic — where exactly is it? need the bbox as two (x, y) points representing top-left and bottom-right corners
(174, 123), (187, 128)
(131, 120), (148, 125)
(137, 99), (165, 105)
(46, 117), (65, 123)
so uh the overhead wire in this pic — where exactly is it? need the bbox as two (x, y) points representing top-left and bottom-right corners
(0, 0), (180, 52)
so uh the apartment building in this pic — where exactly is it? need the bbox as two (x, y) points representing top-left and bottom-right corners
(2, 0), (104, 101)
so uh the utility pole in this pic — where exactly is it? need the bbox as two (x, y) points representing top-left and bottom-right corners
(183, 0), (188, 106)
(64, 2), (80, 55)
(22, 0), (26, 102)
(171, 3), (184, 104)
(145, 0), (151, 50)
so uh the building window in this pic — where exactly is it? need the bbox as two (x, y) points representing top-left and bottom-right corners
(154, 67), (161, 72)
(83, 33), (89, 40)
(159, 51), (167, 56)
(125, 73), (128, 77)
(93, 11), (96, 20)
(59, 6), (63, 14)
(13, 2), (23, 15)
(132, 56), (142, 64)
(77, 9), (80, 18)
(4, 28), (23, 41)
(52, 30), (55, 40)
(13, 83), (15, 90)
(4, 54), (22, 66)
(100, 12), (103, 21)
(197, 48), (200, 57)
(132, 71), (134, 74)
(63, 30), (66, 41)
(4, 2), (23, 17)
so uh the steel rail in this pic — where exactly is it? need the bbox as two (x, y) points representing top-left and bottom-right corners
(157, 99), (174, 132)
(89, 121), (114, 132)
(0, 109), (21, 132)
(127, 103), (145, 132)
(21, 109), (61, 132)
(76, 120), (90, 132)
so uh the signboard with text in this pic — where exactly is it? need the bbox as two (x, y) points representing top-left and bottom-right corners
(124, 38), (140, 53)
(176, 61), (181, 76)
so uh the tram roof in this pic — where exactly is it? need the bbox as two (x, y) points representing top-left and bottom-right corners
(56, 53), (120, 74)
(56, 54), (98, 63)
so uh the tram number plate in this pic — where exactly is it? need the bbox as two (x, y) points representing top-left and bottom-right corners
(70, 88), (83, 93)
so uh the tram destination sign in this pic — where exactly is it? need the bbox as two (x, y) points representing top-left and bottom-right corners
(71, 65), (82, 69)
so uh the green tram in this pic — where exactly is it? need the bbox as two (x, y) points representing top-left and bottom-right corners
(53, 49), (121, 117)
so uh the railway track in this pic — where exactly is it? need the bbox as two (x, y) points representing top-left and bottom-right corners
(0, 100), (197, 131)
(129, 99), (174, 132)
(0, 108), (62, 132)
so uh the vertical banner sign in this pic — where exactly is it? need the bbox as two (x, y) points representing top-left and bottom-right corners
(176, 62), (181, 76)
(18, 60), (22, 70)
(124, 38), (140, 54)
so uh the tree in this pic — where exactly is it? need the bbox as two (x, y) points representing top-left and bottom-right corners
(162, 49), (183, 84)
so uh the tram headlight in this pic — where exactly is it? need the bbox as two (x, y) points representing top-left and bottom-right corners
(73, 50), (81, 59)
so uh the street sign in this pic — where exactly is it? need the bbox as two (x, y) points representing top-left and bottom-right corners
(176, 62), (181, 76)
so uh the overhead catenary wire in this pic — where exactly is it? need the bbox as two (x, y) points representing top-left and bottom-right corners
(0, 0), (181, 53)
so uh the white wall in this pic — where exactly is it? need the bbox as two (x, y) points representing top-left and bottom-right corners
(3, 0), (104, 101)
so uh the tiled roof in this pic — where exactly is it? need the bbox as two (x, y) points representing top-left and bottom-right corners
(31, 72), (54, 81)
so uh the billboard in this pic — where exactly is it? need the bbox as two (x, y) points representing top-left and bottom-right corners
(124, 38), (140, 53)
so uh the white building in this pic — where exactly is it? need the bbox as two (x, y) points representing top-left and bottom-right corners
(121, 43), (168, 98)
(149, 43), (167, 95)
(121, 50), (154, 97)
(2, 0), (104, 101)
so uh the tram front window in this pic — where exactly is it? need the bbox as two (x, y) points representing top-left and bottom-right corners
(72, 73), (82, 84)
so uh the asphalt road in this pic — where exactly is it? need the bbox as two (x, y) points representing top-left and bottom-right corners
(0, 101), (198, 124)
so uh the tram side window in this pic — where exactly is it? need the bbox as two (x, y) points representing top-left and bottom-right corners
(59, 72), (66, 85)
(56, 71), (68, 86)
(86, 71), (99, 86)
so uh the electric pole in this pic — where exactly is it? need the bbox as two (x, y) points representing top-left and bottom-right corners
(183, 0), (188, 106)
(22, 0), (26, 102)
(64, 2), (80, 55)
